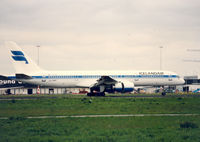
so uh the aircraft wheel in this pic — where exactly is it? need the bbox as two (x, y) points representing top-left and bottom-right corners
(87, 92), (105, 97)
(101, 92), (105, 96)
(96, 92), (105, 96)
(87, 93), (93, 96)
(162, 92), (166, 96)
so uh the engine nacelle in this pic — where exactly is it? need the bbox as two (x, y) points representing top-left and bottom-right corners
(114, 81), (134, 93)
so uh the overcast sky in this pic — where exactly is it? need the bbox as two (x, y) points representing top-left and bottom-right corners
(0, 0), (200, 76)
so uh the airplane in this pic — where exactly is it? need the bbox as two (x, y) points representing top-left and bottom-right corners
(4, 41), (185, 96)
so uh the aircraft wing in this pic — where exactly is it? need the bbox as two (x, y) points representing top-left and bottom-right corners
(94, 76), (117, 86)
(77, 76), (117, 88)
(89, 75), (134, 94)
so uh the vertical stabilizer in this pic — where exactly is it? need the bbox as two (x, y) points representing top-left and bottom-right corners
(5, 41), (42, 74)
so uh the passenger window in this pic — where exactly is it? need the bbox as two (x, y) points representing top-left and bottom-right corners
(134, 79), (139, 81)
(168, 79), (173, 81)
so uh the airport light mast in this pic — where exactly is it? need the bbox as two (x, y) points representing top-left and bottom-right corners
(36, 45), (40, 65)
(183, 49), (200, 63)
(183, 48), (200, 77)
(159, 46), (163, 70)
(36, 45), (40, 94)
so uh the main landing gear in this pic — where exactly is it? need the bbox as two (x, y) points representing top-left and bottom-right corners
(87, 92), (105, 97)
(87, 87), (105, 97)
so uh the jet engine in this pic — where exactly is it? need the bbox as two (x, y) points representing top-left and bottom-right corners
(113, 81), (134, 93)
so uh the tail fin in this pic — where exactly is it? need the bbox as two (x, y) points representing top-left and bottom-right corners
(5, 41), (42, 74)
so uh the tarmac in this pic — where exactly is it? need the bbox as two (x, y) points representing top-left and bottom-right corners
(0, 113), (199, 120)
(0, 94), (200, 100)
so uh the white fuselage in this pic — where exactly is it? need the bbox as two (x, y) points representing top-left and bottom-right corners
(20, 70), (185, 88)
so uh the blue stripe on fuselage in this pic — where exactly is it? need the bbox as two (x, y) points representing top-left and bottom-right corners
(30, 75), (178, 79)
(7, 76), (16, 79)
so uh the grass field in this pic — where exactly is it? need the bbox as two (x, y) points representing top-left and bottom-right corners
(0, 94), (200, 141)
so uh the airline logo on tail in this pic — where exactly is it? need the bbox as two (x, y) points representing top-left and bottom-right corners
(11, 50), (29, 64)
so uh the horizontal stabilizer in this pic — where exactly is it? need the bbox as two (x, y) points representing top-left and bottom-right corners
(16, 74), (32, 79)
(0, 75), (10, 80)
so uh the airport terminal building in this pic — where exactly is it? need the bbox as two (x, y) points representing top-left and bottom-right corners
(0, 78), (89, 95)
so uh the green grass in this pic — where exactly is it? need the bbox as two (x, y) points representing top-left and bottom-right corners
(0, 95), (200, 141)
(0, 116), (200, 142)
(0, 97), (200, 117)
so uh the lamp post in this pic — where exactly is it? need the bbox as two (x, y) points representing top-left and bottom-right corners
(36, 45), (40, 65)
(159, 46), (163, 70)
(184, 48), (200, 78)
